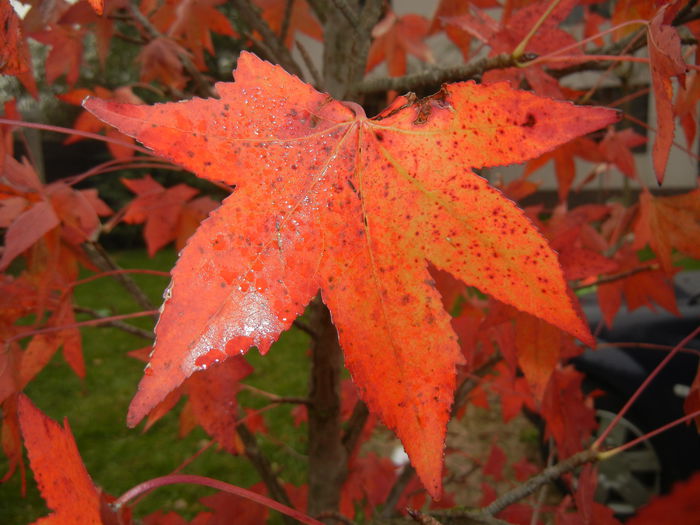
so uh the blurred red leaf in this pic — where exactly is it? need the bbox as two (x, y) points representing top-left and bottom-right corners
(648, 6), (687, 184)
(118, 175), (200, 256)
(367, 10), (433, 77)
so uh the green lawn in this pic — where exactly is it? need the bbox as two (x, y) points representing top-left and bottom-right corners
(0, 248), (312, 523)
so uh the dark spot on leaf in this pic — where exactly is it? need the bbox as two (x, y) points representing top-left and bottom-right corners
(374, 131), (384, 142)
(522, 113), (536, 127)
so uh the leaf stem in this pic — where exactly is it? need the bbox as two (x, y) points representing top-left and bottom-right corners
(113, 473), (324, 525)
(598, 407), (700, 461)
(0, 118), (151, 154)
(239, 383), (311, 405)
(572, 263), (658, 290)
(593, 324), (700, 449)
(527, 19), (649, 67)
(512, 0), (563, 60)
(5, 310), (159, 347)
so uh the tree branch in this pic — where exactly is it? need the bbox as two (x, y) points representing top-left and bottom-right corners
(232, 0), (304, 78)
(480, 449), (598, 516)
(296, 38), (324, 89)
(279, 0), (295, 44)
(341, 399), (369, 456)
(305, 0), (328, 24)
(356, 54), (520, 95)
(236, 421), (297, 525)
(330, 0), (359, 28)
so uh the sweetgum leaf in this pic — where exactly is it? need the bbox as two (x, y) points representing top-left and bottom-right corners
(84, 52), (617, 497)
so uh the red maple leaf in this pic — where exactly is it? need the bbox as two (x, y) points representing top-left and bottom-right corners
(17, 394), (128, 524)
(524, 137), (603, 201)
(84, 52), (616, 497)
(596, 247), (678, 327)
(599, 127), (647, 180)
(540, 367), (597, 458)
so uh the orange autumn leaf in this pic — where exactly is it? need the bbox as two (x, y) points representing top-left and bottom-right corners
(84, 52), (616, 497)
(633, 189), (700, 273)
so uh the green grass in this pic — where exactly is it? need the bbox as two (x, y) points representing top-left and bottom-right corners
(0, 248), (311, 523)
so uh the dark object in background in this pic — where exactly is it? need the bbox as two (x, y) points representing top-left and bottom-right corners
(573, 271), (700, 517)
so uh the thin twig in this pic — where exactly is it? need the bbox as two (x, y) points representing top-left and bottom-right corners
(407, 509), (444, 525)
(113, 474), (323, 525)
(593, 324), (700, 449)
(675, 1), (700, 25)
(236, 421), (298, 525)
(341, 400), (369, 456)
(293, 319), (318, 339)
(74, 306), (155, 340)
(296, 38), (324, 88)
(4, 310), (159, 347)
(240, 383), (311, 405)
(381, 465), (416, 518)
(85, 242), (159, 321)
(279, 0), (295, 44)
(315, 510), (358, 525)
(513, 0), (563, 59)
(305, 0), (328, 24)
(573, 263), (659, 290)
(480, 449), (598, 516)
(232, 0), (304, 78)
(330, 0), (359, 28)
